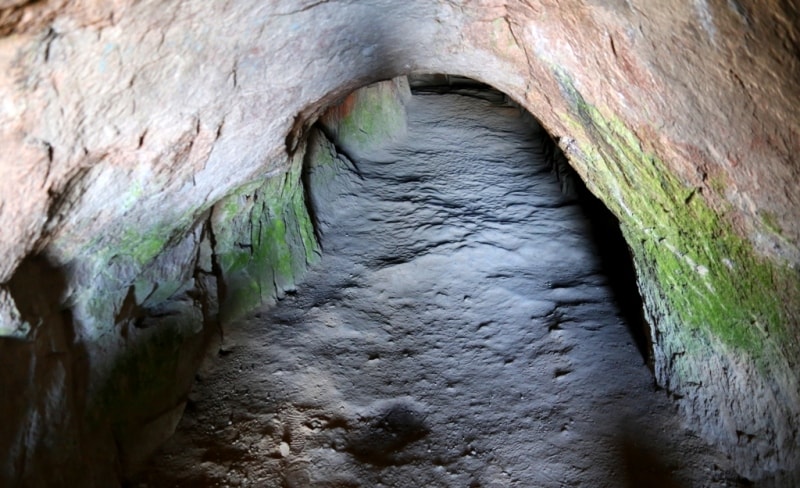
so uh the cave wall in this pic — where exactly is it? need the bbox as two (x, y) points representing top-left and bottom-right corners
(0, 0), (798, 485)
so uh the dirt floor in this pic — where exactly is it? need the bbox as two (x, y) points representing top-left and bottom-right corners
(130, 90), (745, 487)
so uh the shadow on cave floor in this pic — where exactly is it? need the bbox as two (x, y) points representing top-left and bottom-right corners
(129, 86), (744, 487)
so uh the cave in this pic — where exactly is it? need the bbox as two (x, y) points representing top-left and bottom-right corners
(132, 76), (675, 486)
(1, 2), (799, 487)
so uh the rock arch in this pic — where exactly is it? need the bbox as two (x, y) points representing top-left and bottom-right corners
(0, 1), (797, 485)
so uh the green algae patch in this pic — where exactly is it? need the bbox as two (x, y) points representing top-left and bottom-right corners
(759, 210), (786, 238)
(213, 159), (320, 325)
(69, 213), (204, 341)
(320, 77), (410, 154)
(88, 220), (177, 278)
(553, 70), (799, 363)
(81, 151), (326, 460)
(71, 142), (320, 337)
(119, 230), (169, 266)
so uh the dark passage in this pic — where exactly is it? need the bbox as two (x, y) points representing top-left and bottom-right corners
(548, 144), (653, 369)
(131, 83), (741, 487)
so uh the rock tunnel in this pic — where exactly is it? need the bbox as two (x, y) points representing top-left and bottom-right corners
(1, 1), (799, 486)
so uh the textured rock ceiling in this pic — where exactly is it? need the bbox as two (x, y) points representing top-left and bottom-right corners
(0, 1), (798, 280)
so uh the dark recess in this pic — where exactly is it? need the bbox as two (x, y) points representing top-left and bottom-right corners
(409, 73), (652, 368)
(542, 135), (653, 369)
(579, 182), (652, 368)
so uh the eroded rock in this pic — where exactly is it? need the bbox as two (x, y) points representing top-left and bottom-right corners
(0, 0), (798, 485)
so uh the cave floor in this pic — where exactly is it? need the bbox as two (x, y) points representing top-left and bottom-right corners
(131, 91), (743, 487)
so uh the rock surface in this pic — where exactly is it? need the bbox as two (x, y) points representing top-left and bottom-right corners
(133, 89), (743, 488)
(0, 1), (798, 485)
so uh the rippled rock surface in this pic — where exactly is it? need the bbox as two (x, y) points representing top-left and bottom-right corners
(133, 90), (743, 487)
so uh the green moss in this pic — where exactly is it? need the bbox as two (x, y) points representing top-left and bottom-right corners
(222, 194), (242, 218)
(118, 228), (169, 266)
(213, 161), (319, 324)
(219, 245), (253, 277)
(707, 175), (727, 195)
(553, 69), (798, 361)
(221, 270), (264, 321)
(327, 79), (408, 152)
(67, 147), (320, 467)
(123, 180), (145, 210)
(759, 210), (784, 237)
(309, 133), (338, 168)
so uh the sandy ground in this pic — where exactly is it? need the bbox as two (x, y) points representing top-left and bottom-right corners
(130, 91), (744, 487)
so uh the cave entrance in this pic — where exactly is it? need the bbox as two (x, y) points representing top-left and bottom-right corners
(130, 76), (740, 487)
